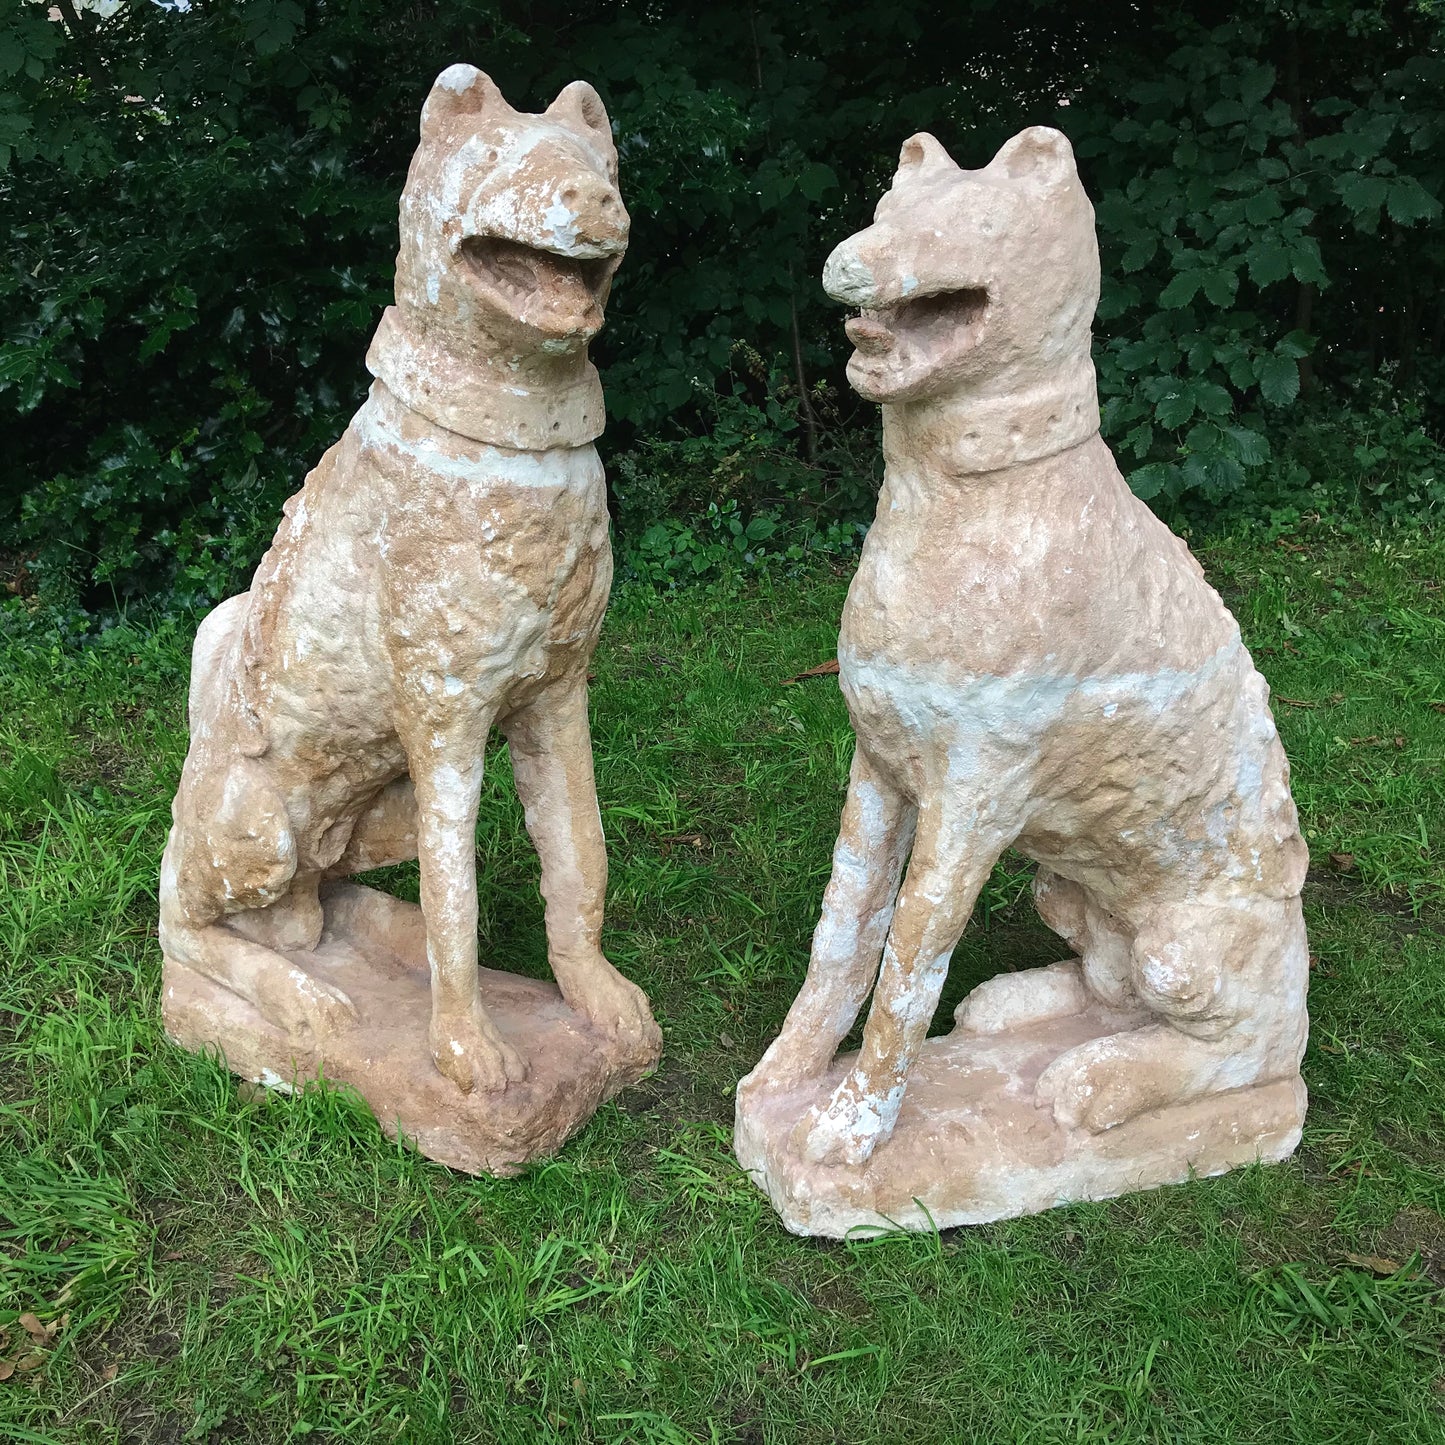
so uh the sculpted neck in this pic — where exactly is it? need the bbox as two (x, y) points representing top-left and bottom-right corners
(880, 356), (1100, 478)
(366, 307), (604, 451)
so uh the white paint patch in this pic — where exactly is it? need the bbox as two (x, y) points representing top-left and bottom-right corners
(435, 65), (479, 94)
(542, 195), (580, 250)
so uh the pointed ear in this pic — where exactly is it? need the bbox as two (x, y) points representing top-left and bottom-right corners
(894, 132), (959, 184)
(989, 126), (1078, 190)
(420, 64), (510, 138)
(546, 80), (616, 172)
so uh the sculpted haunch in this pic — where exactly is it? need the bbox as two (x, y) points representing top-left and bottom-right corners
(160, 66), (660, 1173)
(736, 128), (1311, 1234)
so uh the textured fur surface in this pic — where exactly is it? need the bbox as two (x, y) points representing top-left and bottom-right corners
(740, 128), (1309, 1172)
(160, 66), (659, 1102)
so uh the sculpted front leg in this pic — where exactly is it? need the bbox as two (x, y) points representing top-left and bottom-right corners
(407, 729), (526, 1094)
(800, 803), (1007, 1166)
(501, 678), (659, 1055)
(742, 747), (915, 1099)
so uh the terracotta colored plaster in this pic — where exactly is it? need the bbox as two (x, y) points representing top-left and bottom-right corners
(736, 128), (1310, 1235)
(160, 66), (659, 1170)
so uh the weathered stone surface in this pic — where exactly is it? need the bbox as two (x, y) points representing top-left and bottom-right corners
(166, 884), (657, 1174)
(159, 65), (659, 1171)
(737, 127), (1310, 1233)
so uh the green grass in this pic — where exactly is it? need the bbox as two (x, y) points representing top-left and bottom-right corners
(2, 525), (1444, 1443)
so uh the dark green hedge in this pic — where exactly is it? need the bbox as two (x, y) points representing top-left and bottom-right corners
(2, 0), (1442, 606)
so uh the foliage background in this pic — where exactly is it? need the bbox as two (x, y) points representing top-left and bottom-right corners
(2, 0), (1443, 608)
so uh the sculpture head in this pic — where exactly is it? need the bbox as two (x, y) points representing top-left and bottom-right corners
(392, 64), (629, 365)
(823, 128), (1098, 407)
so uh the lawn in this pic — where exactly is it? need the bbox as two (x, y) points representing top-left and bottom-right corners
(2, 525), (1444, 1444)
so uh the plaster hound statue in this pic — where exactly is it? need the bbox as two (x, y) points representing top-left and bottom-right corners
(159, 65), (660, 1174)
(735, 128), (1310, 1235)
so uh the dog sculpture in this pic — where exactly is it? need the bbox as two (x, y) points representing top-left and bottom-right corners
(160, 65), (659, 1102)
(741, 128), (1309, 1171)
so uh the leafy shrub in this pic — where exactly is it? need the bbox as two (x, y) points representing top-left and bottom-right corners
(1080, 8), (1444, 506)
(1, 0), (1441, 610)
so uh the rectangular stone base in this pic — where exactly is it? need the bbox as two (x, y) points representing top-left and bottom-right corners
(162, 883), (659, 1175)
(734, 1007), (1306, 1237)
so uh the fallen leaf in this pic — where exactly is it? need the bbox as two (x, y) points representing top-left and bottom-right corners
(0, 1361), (12, 1382)
(163, 1250), (184, 1261)
(1276, 696), (1317, 709)
(1393, 735), (1406, 749)
(102, 1363), (118, 1382)
(660, 832), (706, 852)
(1344, 1252), (1404, 1275)
(1349, 735), (1382, 747)
(719, 1031), (736, 1049)
(16, 1314), (50, 1345)
(14, 1353), (44, 1374)
(1329, 852), (1356, 872)
(781, 658), (840, 685)
(1307, 952), (1319, 970)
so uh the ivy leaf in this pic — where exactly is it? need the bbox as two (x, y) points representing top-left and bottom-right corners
(1243, 188), (1283, 224)
(1385, 176), (1441, 225)
(1117, 339), (1159, 372)
(1224, 425), (1270, 466)
(1245, 240), (1291, 285)
(1275, 329), (1314, 360)
(1193, 381), (1233, 417)
(244, 2), (305, 57)
(1121, 237), (1156, 272)
(1203, 99), (1247, 127)
(1128, 462), (1175, 500)
(1123, 420), (1154, 458)
(796, 161), (837, 202)
(1155, 387), (1195, 428)
(1257, 353), (1300, 406)
(1201, 269), (1238, 307)
(1237, 64), (1276, 108)
(1159, 271), (1203, 309)
(1289, 237), (1328, 285)
(1336, 170), (1389, 218)
(0, 29), (22, 80)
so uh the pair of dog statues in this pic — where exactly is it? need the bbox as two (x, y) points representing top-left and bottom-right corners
(159, 65), (1310, 1237)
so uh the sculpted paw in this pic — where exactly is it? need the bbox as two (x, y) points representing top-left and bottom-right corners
(738, 1034), (833, 1106)
(568, 962), (661, 1056)
(261, 966), (358, 1042)
(1035, 1031), (1184, 1133)
(431, 1007), (528, 1094)
(796, 1075), (895, 1167)
(953, 960), (1087, 1035)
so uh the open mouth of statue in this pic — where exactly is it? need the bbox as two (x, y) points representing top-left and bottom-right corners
(845, 287), (989, 360)
(460, 236), (614, 337)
